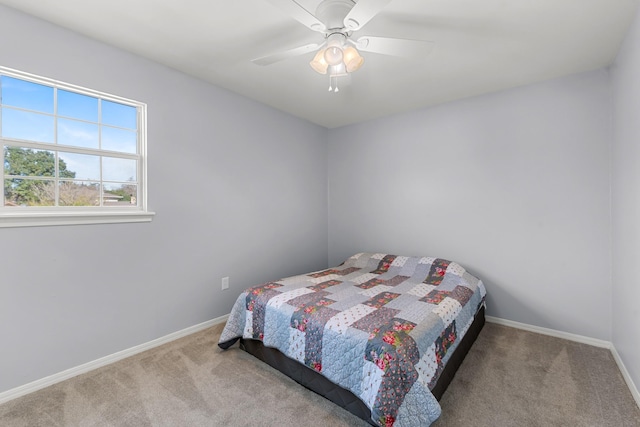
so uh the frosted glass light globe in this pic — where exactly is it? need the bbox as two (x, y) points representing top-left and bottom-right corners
(309, 49), (329, 74)
(324, 46), (344, 66)
(343, 46), (364, 72)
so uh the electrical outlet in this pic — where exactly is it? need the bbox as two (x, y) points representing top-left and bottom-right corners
(221, 276), (229, 290)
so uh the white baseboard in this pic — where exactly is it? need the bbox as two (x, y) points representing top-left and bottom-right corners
(486, 315), (611, 348)
(0, 314), (229, 405)
(610, 346), (640, 408)
(487, 315), (640, 409)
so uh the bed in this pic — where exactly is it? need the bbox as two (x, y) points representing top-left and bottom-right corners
(218, 253), (486, 426)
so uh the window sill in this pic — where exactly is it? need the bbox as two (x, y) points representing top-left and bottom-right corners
(0, 210), (156, 228)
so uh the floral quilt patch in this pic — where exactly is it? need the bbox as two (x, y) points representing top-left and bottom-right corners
(423, 259), (450, 286)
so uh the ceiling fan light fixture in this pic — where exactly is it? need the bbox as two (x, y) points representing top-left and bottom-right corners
(255, 0), (433, 93)
(310, 49), (329, 74)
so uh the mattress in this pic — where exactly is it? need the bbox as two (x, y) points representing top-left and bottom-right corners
(219, 253), (487, 426)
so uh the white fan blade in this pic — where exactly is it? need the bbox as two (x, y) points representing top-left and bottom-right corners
(264, 0), (326, 32)
(343, 0), (392, 31)
(252, 43), (322, 66)
(356, 36), (435, 59)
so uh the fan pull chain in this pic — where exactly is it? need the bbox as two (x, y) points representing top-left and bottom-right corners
(328, 76), (340, 93)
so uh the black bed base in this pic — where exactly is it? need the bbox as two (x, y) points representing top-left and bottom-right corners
(239, 305), (486, 425)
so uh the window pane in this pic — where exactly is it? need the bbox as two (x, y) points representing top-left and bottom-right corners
(4, 146), (56, 177)
(58, 90), (98, 122)
(102, 100), (136, 129)
(57, 117), (99, 149)
(104, 182), (137, 206)
(4, 178), (55, 206)
(101, 126), (136, 153)
(2, 108), (54, 143)
(58, 181), (99, 206)
(1, 76), (54, 113)
(102, 157), (136, 182)
(0, 68), (146, 215)
(58, 151), (98, 180)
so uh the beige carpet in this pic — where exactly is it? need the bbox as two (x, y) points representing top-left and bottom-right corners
(1, 322), (639, 426)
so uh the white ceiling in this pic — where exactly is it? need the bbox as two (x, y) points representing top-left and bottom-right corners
(0, 0), (637, 128)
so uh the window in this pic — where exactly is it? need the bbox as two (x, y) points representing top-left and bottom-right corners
(0, 66), (153, 227)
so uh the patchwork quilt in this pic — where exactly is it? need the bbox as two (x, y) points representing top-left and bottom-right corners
(218, 253), (486, 427)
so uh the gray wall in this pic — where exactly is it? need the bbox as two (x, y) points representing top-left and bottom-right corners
(328, 70), (612, 341)
(611, 4), (640, 396)
(0, 6), (328, 394)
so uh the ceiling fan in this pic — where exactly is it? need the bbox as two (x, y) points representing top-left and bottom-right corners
(252, 0), (434, 92)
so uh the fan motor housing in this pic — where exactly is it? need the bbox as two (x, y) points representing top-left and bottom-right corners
(315, 0), (356, 31)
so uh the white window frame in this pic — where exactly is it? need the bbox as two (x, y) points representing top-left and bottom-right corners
(0, 66), (154, 227)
